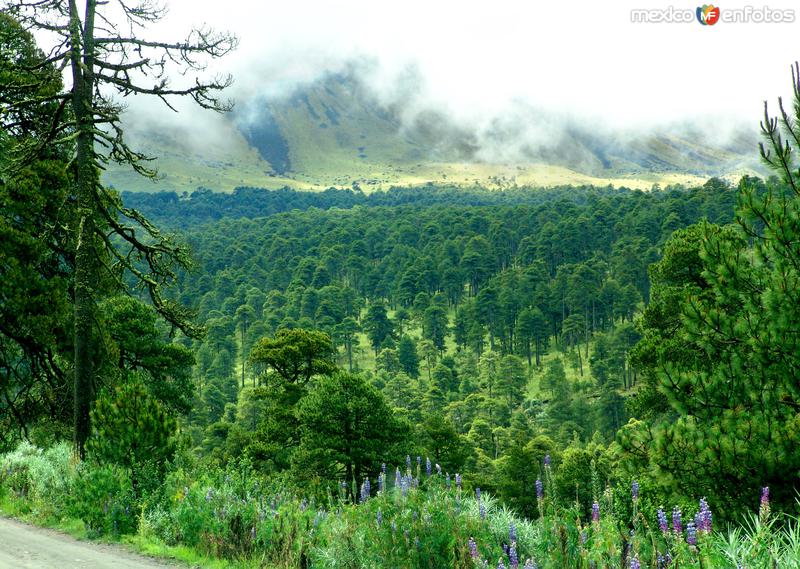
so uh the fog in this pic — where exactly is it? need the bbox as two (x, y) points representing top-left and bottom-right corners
(117, 0), (798, 162)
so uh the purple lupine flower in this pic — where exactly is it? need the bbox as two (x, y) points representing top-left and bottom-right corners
(665, 552), (673, 566)
(401, 475), (409, 497)
(382, 463), (386, 474)
(591, 501), (600, 523)
(657, 508), (668, 534)
(760, 487), (770, 520)
(544, 454), (551, 467)
(426, 457), (431, 477)
(497, 559), (506, 569)
(672, 507), (682, 534)
(502, 543), (509, 556)
(509, 522), (517, 543)
(456, 473), (462, 490)
(378, 473), (384, 494)
(376, 509), (382, 527)
(360, 478), (370, 502)
(631, 480), (639, 501)
(406, 455), (411, 471)
(417, 455), (422, 469)
(479, 500), (486, 520)
(686, 522), (697, 546)
(468, 537), (479, 559)
(535, 478), (543, 499)
(630, 557), (640, 569)
(698, 498), (712, 532)
(476, 487), (482, 500)
(509, 543), (519, 569)
(395, 468), (401, 489)
(657, 553), (665, 569)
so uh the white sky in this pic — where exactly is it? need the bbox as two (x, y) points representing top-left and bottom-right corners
(137, 0), (800, 131)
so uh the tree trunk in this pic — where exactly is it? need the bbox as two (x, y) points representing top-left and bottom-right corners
(70, 0), (98, 459)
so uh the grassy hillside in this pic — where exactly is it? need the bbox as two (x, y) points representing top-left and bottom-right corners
(105, 72), (761, 193)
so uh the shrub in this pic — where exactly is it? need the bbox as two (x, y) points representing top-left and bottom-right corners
(68, 463), (138, 537)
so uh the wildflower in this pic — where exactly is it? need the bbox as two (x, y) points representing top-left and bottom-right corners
(535, 478), (543, 499)
(426, 457), (431, 477)
(509, 543), (519, 569)
(395, 468), (401, 489)
(544, 454), (551, 467)
(479, 500), (486, 520)
(468, 537), (479, 559)
(672, 507), (682, 534)
(631, 480), (639, 501)
(417, 455), (421, 469)
(657, 508), (668, 534)
(382, 463), (386, 474)
(591, 501), (600, 523)
(456, 473), (462, 490)
(657, 553), (665, 569)
(631, 557), (640, 569)
(759, 487), (770, 521)
(497, 559), (506, 569)
(698, 498), (712, 532)
(509, 522), (517, 543)
(523, 560), (536, 569)
(476, 487), (481, 500)
(406, 455), (411, 471)
(378, 473), (384, 494)
(360, 478), (370, 503)
(686, 521), (697, 546)
(580, 530), (587, 545)
(446, 473), (451, 489)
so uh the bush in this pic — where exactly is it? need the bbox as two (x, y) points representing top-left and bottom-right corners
(68, 463), (138, 537)
(0, 441), (74, 514)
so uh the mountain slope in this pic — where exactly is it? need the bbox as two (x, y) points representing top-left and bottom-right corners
(105, 72), (761, 193)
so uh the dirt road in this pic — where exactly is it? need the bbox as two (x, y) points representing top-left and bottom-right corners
(0, 516), (180, 568)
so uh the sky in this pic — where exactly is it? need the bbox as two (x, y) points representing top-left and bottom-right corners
(129, 0), (800, 133)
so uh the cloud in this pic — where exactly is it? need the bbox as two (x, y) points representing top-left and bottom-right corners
(117, 0), (797, 164)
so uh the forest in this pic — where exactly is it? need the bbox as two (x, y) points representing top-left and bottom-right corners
(2, 1), (800, 567)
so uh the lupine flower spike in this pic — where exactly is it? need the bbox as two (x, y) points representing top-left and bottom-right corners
(592, 501), (600, 523)
(468, 537), (479, 559)
(657, 508), (668, 534)
(686, 521), (697, 546)
(760, 487), (770, 522)
(672, 507), (682, 534)
(509, 543), (519, 569)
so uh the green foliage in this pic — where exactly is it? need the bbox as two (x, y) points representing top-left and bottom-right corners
(249, 328), (336, 387)
(87, 381), (177, 494)
(293, 372), (411, 490)
(68, 463), (137, 537)
(0, 442), (73, 510)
